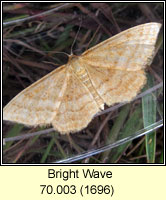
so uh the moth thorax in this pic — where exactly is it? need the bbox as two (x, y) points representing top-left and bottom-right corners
(70, 56), (86, 76)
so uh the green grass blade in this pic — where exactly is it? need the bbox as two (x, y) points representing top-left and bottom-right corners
(40, 132), (66, 163)
(100, 104), (131, 162)
(159, 150), (163, 163)
(3, 124), (24, 150)
(55, 24), (73, 47)
(142, 74), (157, 163)
(40, 134), (55, 163)
(109, 105), (143, 163)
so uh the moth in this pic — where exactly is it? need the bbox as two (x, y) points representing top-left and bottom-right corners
(3, 23), (161, 134)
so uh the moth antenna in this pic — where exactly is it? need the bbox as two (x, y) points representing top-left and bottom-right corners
(70, 18), (83, 55)
(52, 51), (69, 57)
(85, 25), (101, 51)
